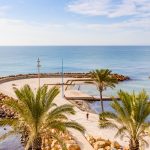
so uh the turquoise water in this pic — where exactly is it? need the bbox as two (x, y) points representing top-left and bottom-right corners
(1, 46), (150, 149)
(0, 46), (150, 77)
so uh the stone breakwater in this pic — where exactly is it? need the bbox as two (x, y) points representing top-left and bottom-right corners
(111, 74), (130, 82)
(85, 135), (129, 150)
(0, 73), (130, 84)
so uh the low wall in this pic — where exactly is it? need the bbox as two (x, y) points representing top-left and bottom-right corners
(0, 73), (130, 84)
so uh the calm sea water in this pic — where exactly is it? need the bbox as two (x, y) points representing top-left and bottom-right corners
(0, 46), (150, 149)
(0, 46), (149, 77)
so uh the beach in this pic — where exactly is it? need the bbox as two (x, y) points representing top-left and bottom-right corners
(0, 0), (149, 148)
(0, 77), (147, 150)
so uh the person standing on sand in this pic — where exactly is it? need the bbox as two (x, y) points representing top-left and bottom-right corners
(86, 112), (89, 120)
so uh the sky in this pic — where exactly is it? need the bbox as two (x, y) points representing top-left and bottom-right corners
(0, 0), (150, 45)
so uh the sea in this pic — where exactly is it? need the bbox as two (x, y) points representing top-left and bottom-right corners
(0, 46), (150, 149)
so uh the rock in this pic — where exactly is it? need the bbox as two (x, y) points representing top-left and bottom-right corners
(66, 135), (72, 140)
(51, 129), (55, 133)
(66, 143), (72, 149)
(89, 139), (95, 144)
(95, 137), (104, 142)
(94, 141), (106, 149)
(113, 141), (121, 149)
(51, 147), (59, 150)
(61, 133), (73, 140)
(104, 146), (111, 150)
(111, 74), (130, 81)
(51, 140), (57, 147)
(93, 144), (99, 150)
(91, 142), (95, 147)
(123, 147), (129, 150)
(86, 135), (92, 141)
(68, 144), (81, 150)
(65, 140), (76, 145)
(88, 136), (96, 144)
(104, 140), (111, 147)
(44, 138), (49, 147)
(53, 144), (61, 149)
(86, 135), (123, 150)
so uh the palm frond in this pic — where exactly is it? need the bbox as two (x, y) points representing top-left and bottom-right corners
(63, 121), (85, 133)
(0, 118), (18, 127)
(49, 104), (75, 117)
(115, 126), (127, 138)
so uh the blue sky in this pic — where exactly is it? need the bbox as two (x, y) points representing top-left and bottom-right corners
(0, 0), (150, 45)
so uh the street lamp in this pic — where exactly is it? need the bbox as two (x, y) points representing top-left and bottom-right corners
(37, 58), (41, 88)
(62, 59), (64, 98)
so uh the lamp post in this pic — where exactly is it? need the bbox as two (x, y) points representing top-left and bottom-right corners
(62, 59), (64, 98)
(37, 58), (41, 88)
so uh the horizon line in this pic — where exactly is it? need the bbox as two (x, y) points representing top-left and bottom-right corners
(0, 45), (150, 47)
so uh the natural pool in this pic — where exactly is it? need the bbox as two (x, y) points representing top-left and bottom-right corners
(73, 79), (150, 113)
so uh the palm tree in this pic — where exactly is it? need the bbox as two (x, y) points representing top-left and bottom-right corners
(99, 90), (150, 150)
(0, 85), (85, 150)
(90, 69), (118, 112)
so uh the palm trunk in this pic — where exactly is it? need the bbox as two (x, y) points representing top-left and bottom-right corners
(129, 139), (139, 150)
(32, 137), (42, 150)
(99, 90), (104, 113)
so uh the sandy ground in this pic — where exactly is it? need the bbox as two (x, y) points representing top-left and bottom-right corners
(0, 78), (149, 150)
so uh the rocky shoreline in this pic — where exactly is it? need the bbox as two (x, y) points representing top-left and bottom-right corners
(0, 93), (16, 119)
(21, 129), (81, 150)
(0, 72), (130, 84)
(85, 134), (129, 150)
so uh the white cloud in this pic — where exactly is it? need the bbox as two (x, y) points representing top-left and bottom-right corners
(67, 0), (150, 45)
(68, 0), (110, 16)
(0, 18), (66, 45)
(0, 18), (149, 45)
(67, 22), (150, 45)
(108, 0), (137, 17)
(66, 10), (150, 34)
(67, 0), (150, 18)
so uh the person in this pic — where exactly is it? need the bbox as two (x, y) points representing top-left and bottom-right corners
(86, 112), (89, 120)
(78, 85), (80, 90)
